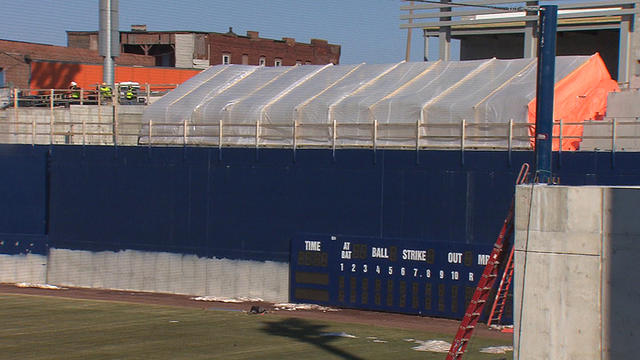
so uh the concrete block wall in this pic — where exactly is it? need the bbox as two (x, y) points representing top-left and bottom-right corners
(0, 254), (47, 284)
(44, 248), (289, 302)
(0, 106), (144, 146)
(514, 185), (640, 360)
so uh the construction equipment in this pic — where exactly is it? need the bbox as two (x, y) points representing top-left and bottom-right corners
(446, 163), (529, 360)
(117, 82), (147, 105)
(487, 245), (515, 327)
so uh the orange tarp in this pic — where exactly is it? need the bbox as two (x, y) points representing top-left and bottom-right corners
(30, 61), (202, 91)
(527, 53), (619, 150)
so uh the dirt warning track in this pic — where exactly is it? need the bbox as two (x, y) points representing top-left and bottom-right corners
(0, 283), (510, 341)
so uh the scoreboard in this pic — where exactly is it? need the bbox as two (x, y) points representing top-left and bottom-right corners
(290, 234), (509, 320)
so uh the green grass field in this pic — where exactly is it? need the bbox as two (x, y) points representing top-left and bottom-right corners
(0, 294), (511, 360)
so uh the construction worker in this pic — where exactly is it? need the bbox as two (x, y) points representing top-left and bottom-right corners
(69, 81), (80, 104)
(99, 82), (112, 103)
(125, 86), (135, 102)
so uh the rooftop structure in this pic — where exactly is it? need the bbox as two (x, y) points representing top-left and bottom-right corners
(67, 26), (341, 69)
(400, 0), (640, 83)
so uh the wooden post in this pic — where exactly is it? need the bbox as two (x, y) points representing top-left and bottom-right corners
(50, 89), (54, 144)
(113, 96), (118, 145)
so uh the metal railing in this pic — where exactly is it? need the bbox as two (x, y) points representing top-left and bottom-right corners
(400, 1), (640, 31)
(2, 108), (639, 152)
(0, 84), (179, 109)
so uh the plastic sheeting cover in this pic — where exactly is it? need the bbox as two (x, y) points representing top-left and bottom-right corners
(142, 56), (605, 149)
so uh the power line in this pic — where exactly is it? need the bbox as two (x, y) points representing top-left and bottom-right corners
(405, 0), (539, 12)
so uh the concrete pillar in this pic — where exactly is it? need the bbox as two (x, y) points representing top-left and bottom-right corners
(514, 185), (640, 360)
(523, 1), (539, 58)
(619, 12), (633, 84)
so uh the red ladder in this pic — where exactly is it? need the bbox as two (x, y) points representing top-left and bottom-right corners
(445, 163), (529, 360)
(487, 246), (515, 327)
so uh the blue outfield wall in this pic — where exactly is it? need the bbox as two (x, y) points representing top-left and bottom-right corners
(0, 145), (48, 255)
(1, 144), (640, 261)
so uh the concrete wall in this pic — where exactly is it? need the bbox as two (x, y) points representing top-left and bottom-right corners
(514, 185), (640, 360)
(175, 33), (195, 69)
(581, 90), (640, 151)
(0, 105), (144, 146)
(0, 249), (289, 302)
(0, 254), (47, 284)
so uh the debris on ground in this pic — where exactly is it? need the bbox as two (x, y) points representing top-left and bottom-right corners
(319, 332), (357, 338)
(479, 345), (513, 354)
(191, 296), (263, 303)
(272, 303), (338, 312)
(248, 305), (267, 314)
(410, 339), (451, 353)
(15, 283), (66, 290)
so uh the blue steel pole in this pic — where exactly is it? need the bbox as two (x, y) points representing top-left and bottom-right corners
(534, 5), (557, 183)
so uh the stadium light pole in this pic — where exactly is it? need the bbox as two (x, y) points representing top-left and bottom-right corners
(534, 5), (557, 183)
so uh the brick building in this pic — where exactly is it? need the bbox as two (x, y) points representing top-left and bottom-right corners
(0, 39), (153, 89)
(67, 26), (341, 69)
(209, 29), (340, 67)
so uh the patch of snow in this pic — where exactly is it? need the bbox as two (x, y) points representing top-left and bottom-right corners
(411, 340), (451, 353)
(403, 338), (415, 342)
(319, 332), (357, 338)
(272, 303), (338, 312)
(15, 283), (65, 290)
(365, 336), (387, 343)
(480, 345), (513, 354)
(169, 320), (179, 323)
(191, 296), (263, 303)
(489, 324), (513, 331)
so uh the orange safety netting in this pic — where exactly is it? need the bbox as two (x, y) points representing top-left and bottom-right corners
(527, 53), (619, 150)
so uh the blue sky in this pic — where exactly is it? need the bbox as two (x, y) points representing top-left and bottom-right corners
(0, 0), (440, 64)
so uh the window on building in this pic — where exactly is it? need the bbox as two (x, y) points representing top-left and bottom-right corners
(259, 56), (266, 66)
(242, 54), (249, 65)
(222, 53), (231, 65)
(0, 68), (4, 88)
(274, 58), (282, 67)
(305, 60), (312, 65)
(295, 60), (302, 66)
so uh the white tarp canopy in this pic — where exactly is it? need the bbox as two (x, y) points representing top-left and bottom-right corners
(141, 57), (592, 149)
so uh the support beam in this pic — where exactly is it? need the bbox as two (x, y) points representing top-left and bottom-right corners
(524, 1), (539, 58)
(406, 1), (414, 61)
(618, 5), (634, 84)
(439, 0), (451, 61)
(424, 29), (430, 61)
(140, 44), (152, 56)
